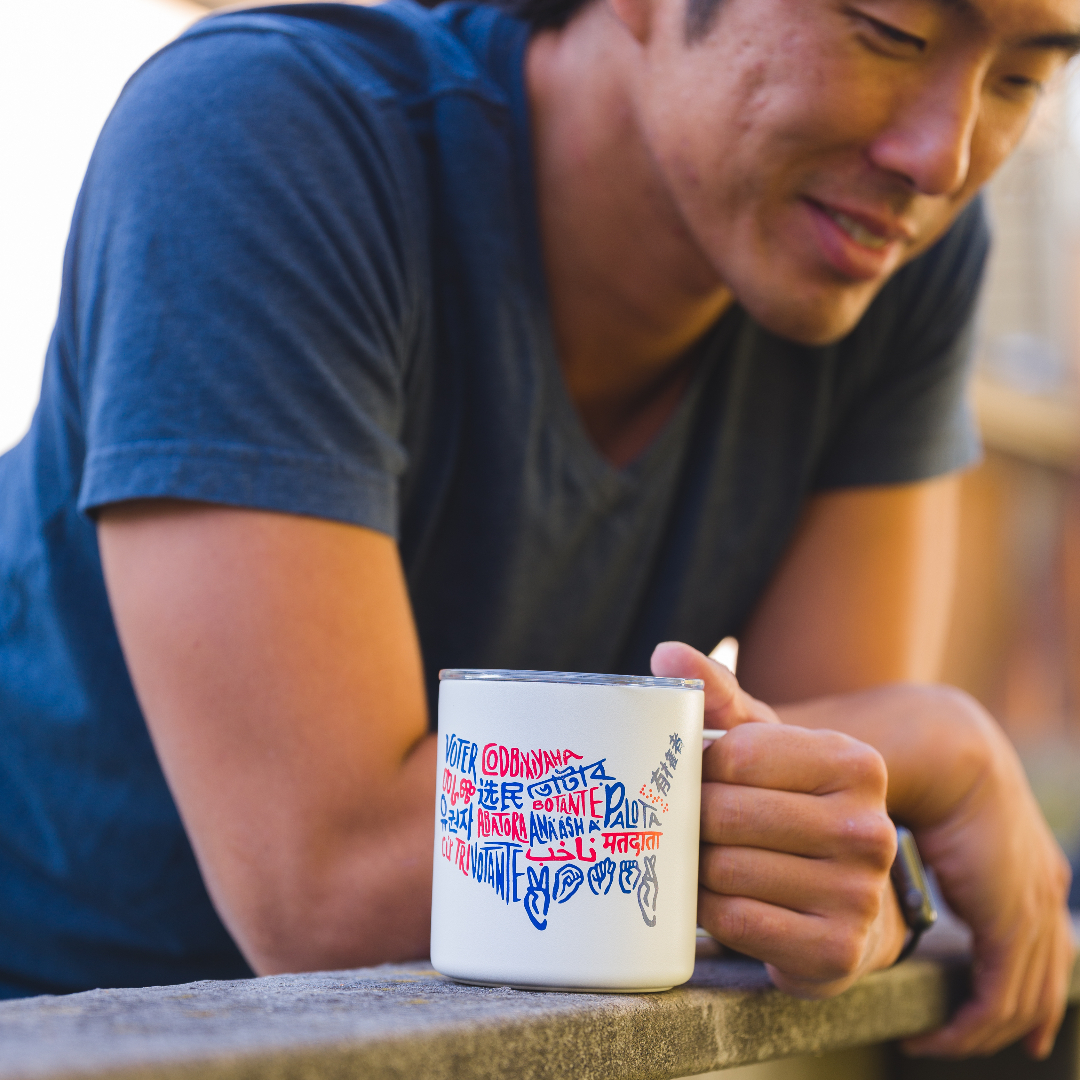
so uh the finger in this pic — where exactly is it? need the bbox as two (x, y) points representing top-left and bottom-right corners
(701, 782), (895, 864)
(903, 942), (1031, 1057)
(1003, 923), (1056, 1056)
(704, 723), (889, 800)
(700, 844), (884, 919)
(697, 889), (865, 992)
(1024, 912), (1074, 1059)
(651, 641), (779, 729)
(970, 928), (1050, 1056)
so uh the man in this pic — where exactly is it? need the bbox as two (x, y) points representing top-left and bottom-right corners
(0, 0), (1074, 1061)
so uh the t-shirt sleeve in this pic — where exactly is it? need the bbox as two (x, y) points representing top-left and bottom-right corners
(811, 197), (989, 490)
(70, 18), (423, 536)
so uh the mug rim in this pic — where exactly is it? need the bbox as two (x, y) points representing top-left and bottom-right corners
(438, 668), (704, 691)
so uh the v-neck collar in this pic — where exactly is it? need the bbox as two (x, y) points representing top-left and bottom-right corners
(476, 7), (738, 499)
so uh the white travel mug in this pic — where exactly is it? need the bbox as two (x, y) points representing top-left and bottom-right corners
(430, 669), (705, 992)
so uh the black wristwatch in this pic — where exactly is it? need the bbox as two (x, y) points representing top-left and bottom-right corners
(891, 825), (938, 964)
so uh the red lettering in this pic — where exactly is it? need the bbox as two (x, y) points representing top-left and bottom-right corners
(542, 751), (555, 773)
(510, 748), (520, 777)
(482, 743), (499, 775)
(564, 749), (583, 761)
(544, 798), (554, 812)
(498, 745), (510, 777)
(459, 778), (475, 803)
(589, 786), (602, 818)
(512, 812), (528, 843)
(532, 799), (544, 810)
(455, 837), (470, 876)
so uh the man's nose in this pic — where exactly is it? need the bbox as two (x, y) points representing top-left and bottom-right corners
(867, 68), (980, 197)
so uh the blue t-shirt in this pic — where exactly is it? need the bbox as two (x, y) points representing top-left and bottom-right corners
(0, 1), (986, 996)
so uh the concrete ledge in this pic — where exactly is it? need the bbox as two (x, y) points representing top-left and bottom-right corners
(2, 936), (1078, 1080)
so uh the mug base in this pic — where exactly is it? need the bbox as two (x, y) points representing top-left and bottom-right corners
(447, 976), (674, 994)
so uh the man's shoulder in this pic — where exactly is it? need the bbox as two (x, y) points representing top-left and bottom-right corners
(161, 1), (524, 111)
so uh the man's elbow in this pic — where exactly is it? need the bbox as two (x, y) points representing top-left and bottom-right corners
(210, 831), (433, 976)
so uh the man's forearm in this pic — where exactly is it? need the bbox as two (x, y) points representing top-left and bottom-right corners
(210, 734), (439, 976)
(775, 683), (995, 828)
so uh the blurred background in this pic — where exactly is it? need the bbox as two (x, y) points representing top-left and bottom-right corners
(3, 0), (1080, 854)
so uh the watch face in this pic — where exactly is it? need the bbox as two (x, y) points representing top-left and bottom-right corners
(892, 826), (939, 931)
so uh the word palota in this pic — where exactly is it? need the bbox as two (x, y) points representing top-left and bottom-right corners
(482, 744), (584, 779)
(602, 783), (664, 831)
(477, 808), (528, 843)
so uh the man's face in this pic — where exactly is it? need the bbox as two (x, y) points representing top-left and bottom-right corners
(631, 0), (1080, 343)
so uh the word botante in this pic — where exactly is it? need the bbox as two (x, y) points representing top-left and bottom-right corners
(438, 732), (684, 931)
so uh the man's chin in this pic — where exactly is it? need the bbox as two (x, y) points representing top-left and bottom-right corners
(740, 282), (882, 347)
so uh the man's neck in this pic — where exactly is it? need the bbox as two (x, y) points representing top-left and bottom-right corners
(526, 4), (733, 467)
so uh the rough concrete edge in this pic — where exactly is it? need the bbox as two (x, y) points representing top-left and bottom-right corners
(0, 962), (952, 1080)
(5, 946), (1078, 1080)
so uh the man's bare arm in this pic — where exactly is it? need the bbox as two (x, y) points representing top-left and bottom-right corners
(737, 477), (959, 702)
(98, 500), (435, 975)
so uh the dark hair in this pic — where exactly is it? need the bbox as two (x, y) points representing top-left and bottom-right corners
(492, 0), (723, 39)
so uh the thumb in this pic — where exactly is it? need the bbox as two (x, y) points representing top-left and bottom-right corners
(650, 641), (779, 729)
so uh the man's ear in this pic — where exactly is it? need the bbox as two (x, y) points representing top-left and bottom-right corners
(605, 0), (655, 44)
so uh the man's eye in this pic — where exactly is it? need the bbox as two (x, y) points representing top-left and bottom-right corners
(848, 8), (927, 55)
(999, 74), (1045, 98)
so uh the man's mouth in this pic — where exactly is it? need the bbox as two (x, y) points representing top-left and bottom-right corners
(819, 206), (889, 250)
(801, 198), (911, 281)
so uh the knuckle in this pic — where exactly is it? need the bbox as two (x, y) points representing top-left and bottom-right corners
(811, 730), (887, 798)
(700, 846), (740, 895)
(821, 929), (864, 980)
(718, 728), (758, 781)
(863, 813), (898, 868)
(712, 899), (753, 945)
(841, 873), (884, 922)
(698, 890), (749, 945)
(833, 810), (895, 870)
(846, 742), (888, 796)
(717, 786), (749, 836)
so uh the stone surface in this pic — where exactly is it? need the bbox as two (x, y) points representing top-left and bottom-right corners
(1, 933), (1077, 1080)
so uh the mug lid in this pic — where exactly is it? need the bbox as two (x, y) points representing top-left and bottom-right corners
(438, 668), (704, 690)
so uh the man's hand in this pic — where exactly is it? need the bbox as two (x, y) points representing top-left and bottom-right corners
(880, 692), (1075, 1060)
(652, 642), (906, 997)
(654, 643), (1075, 1058)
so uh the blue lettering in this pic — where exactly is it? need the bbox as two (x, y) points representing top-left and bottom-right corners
(530, 812), (558, 846)
(604, 782), (627, 829)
